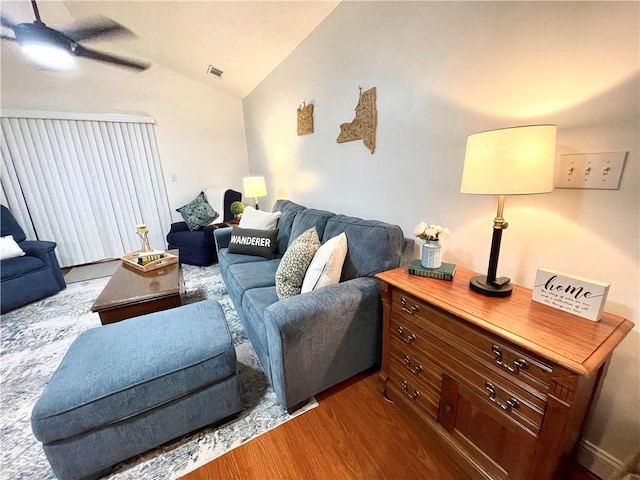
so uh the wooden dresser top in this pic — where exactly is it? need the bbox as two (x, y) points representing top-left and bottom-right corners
(376, 266), (634, 376)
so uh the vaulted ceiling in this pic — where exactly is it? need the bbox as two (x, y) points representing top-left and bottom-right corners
(0, 1), (340, 99)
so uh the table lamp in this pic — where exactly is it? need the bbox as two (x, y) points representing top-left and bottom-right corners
(243, 176), (267, 210)
(460, 125), (557, 297)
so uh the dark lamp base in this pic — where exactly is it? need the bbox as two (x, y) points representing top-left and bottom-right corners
(469, 275), (513, 298)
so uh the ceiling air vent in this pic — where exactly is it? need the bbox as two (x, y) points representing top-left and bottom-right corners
(207, 65), (223, 78)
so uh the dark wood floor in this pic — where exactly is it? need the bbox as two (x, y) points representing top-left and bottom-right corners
(181, 370), (600, 480)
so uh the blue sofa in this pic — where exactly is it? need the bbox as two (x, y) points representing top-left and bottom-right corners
(1, 205), (66, 314)
(214, 199), (414, 411)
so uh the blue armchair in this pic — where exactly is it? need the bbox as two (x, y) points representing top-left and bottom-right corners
(1, 205), (66, 314)
(166, 188), (242, 266)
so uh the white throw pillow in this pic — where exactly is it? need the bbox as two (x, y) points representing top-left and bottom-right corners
(0, 235), (26, 260)
(239, 206), (282, 230)
(301, 233), (348, 293)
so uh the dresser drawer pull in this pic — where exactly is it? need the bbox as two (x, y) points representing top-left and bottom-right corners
(485, 382), (520, 412)
(491, 345), (528, 374)
(400, 296), (420, 315)
(397, 326), (417, 344)
(403, 355), (424, 375)
(401, 379), (420, 400)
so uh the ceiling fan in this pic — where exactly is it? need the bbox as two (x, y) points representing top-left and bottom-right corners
(0, 0), (150, 71)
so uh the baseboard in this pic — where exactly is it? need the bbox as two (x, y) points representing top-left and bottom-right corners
(576, 439), (624, 480)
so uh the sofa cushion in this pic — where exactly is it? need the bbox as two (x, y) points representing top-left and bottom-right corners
(241, 286), (279, 371)
(275, 227), (321, 299)
(289, 208), (335, 246)
(228, 227), (279, 259)
(239, 206), (282, 230)
(0, 235), (25, 260)
(217, 247), (273, 277)
(226, 259), (281, 306)
(176, 192), (219, 231)
(322, 215), (404, 280)
(301, 232), (348, 293)
(272, 200), (307, 254)
(0, 255), (45, 281)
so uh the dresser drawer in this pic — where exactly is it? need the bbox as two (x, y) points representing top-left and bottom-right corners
(391, 290), (553, 394)
(387, 361), (440, 421)
(444, 348), (545, 434)
(391, 313), (545, 432)
(389, 338), (443, 396)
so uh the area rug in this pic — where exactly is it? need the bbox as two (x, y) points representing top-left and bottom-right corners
(0, 264), (317, 480)
(63, 259), (121, 284)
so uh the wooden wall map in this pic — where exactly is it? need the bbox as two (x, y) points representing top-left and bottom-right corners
(297, 102), (314, 136)
(337, 87), (377, 154)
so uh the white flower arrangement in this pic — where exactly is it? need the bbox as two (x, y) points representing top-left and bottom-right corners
(413, 222), (451, 242)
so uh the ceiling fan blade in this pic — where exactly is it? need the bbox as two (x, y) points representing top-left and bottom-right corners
(0, 35), (16, 41)
(74, 44), (150, 71)
(62, 16), (133, 42)
(1, 15), (17, 29)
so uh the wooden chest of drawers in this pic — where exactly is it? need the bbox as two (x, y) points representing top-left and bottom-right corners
(376, 266), (633, 480)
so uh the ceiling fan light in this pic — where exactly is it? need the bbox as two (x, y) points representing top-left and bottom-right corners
(21, 42), (75, 71)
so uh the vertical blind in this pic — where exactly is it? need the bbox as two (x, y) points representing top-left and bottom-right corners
(0, 113), (171, 267)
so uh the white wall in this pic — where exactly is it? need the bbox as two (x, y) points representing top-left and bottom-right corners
(1, 49), (250, 224)
(243, 1), (639, 474)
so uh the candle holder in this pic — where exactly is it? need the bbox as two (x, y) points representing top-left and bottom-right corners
(136, 224), (152, 252)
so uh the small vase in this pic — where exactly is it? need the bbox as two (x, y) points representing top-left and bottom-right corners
(421, 240), (442, 269)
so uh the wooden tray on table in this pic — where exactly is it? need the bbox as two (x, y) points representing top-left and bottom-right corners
(121, 250), (178, 273)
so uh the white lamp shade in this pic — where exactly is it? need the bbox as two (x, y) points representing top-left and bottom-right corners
(461, 125), (557, 195)
(243, 176), (267, 198)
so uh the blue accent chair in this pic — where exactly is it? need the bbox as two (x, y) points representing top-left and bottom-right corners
(167, 188), (241, 266)
(1, 205), (66, 314)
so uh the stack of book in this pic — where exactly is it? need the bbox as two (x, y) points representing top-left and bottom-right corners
(408, 260), (456, 281)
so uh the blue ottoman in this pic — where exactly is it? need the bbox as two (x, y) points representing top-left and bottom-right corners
(31, 300), (242, 480)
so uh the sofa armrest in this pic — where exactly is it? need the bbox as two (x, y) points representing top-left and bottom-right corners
(20, 240), (65, 288)
(168, 221), (190, 234)
(262, 276), (382, 411)
(213, 227), (233, 250)
(20, 240), (57, 257)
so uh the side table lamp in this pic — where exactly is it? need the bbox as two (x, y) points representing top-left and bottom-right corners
(460, 124), (557, 297)
(243, 176), (267, 210)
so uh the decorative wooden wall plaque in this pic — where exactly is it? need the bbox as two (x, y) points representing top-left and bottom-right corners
(336, 86), (377, 154)
(297, 102), (314, 136)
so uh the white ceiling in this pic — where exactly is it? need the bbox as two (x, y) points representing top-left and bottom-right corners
(0, 1), (340, 99)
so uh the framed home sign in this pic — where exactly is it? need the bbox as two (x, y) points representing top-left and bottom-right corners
(532, 268), (610, 321)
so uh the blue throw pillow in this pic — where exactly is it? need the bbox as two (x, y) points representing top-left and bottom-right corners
(176, 192), (219, 231)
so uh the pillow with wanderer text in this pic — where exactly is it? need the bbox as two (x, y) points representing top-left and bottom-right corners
(227, 227), (279, 259)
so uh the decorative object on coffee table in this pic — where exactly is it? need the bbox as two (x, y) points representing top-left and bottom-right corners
(136, 223), (152, 252)
(121, 250), (178, 273)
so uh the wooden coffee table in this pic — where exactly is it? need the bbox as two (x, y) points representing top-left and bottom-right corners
(91, 250), (184, 325)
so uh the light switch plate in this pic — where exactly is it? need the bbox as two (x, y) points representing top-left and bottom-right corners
(555, 152), (627, 190)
